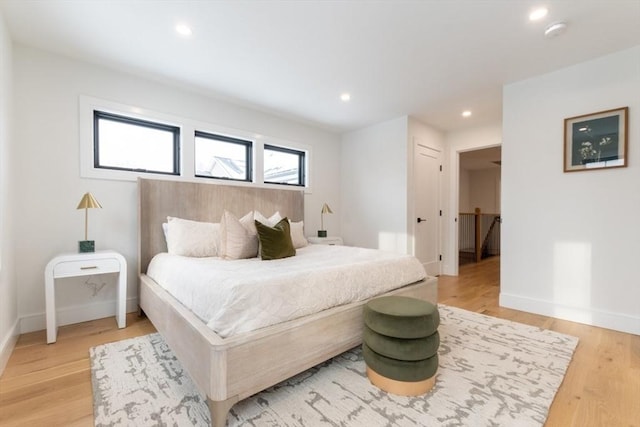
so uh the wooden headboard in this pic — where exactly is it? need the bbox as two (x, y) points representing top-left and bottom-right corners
(137, 178), (304, 275)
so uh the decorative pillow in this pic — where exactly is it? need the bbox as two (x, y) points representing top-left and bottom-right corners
(219, 211), (258, 259)
(251, 211), (282, 234)
(255, 217), (296, 260)
(162, 222), (169, 241)
(165, 217), (219, 257)
(288, 220), (308, 249)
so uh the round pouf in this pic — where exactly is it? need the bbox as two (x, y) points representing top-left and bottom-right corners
(363, 296), (440, 396)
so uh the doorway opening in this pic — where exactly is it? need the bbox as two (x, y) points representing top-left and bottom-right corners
(458, 147), (501, 267)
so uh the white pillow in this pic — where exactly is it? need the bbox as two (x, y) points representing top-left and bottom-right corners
(252, 211), (282, 231)
(288, 220), (308, 249)
(162, 222), (169, 241)
(219, 211), (258, 259)
(166, 217), (219, 257)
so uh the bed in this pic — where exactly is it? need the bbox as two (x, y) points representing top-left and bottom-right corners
(137, 178), (438, 426)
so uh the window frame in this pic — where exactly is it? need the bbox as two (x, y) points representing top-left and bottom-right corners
(263, 144), (306, 187)
(80, 95), (312, 191)
(194, 130), (253, 182)
(93, 110), (181, 176)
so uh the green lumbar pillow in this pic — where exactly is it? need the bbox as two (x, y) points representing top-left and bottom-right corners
(255, 217), (296, 260)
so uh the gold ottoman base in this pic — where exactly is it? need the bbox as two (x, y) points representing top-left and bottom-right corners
(366, 366), (435, 396)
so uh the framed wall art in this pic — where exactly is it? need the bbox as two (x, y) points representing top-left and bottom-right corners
(564, 107), (628, 172)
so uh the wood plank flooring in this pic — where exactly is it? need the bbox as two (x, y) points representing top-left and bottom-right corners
(0, 313), (155, 426)
(0, 257), (638, 426)
(438, 257), (640, 427)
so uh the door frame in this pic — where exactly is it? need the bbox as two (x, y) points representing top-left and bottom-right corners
(446, 143), (502, 276)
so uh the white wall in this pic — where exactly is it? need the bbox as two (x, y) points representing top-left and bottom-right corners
(443, 124), (502, 275)
(469, 168), (501, 214)
(501, 46), (640, 335)
(340, 116), (444, 260)
(0, 8), (18, 375)
(13, 45), (341, 333)
(458, 169), (471, 213)
(341, 116), (409, 252)
(459, 167), (501, 213)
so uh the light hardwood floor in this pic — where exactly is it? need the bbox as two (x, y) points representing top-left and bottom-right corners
(438, 257), (640, 427)
(0, 313), (155, 426)
(0, 257), (638, 426)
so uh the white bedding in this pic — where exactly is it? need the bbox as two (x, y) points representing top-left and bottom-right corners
(146, 245), (426, 337)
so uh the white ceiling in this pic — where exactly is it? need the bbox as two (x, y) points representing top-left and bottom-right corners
(1, 0), (639, 133)
(460, 146), (502, 171)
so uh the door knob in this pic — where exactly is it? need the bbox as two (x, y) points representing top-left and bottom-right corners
(417, 217), (426, 223)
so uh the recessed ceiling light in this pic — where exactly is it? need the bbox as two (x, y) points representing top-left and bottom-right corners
(462, 110), (472, 118)
(175, 23), (192, 37)
(340, 93), (351, 102)
(529, 7), (548, 21)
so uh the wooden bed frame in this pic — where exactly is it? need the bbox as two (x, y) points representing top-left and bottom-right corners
(137, 178), (438, 426)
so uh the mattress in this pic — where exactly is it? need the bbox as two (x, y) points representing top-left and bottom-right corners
(146, 244), (426, 337)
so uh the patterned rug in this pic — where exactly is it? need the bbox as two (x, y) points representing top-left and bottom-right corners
(90, 305), (578, 426)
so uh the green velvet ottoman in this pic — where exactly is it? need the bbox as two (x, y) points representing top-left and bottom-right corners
(363, 296), (440, 396)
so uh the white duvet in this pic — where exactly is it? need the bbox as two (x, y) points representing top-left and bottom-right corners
(146, 245), (426, 337)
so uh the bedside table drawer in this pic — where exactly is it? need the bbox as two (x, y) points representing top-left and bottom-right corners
(53, 258), (120, 278)
(308, 236), (343, 245)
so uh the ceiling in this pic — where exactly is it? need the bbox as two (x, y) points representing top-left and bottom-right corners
(460, 147), (502, 171)
(1, 1), (639, 133)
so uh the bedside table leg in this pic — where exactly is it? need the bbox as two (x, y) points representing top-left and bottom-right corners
(116, 259), (127, 328)
(45, 272), (56, 343)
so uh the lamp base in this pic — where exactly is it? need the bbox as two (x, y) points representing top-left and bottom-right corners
(79, 240), (95, 253)
(317, 230), (327, 238)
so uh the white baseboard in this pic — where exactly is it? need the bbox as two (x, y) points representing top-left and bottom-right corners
(20, 297), (140, 334)
(0, 319), (19, 376)
(500, 292), (640, 336)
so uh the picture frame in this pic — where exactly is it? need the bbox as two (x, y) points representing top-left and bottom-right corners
(564, 107), (628, 172)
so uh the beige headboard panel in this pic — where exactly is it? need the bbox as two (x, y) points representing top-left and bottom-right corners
(138, 178), (304, 274)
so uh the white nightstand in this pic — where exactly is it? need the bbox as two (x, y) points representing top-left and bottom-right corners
(44, 250), (127, 343)
(308, 236), (344, 246)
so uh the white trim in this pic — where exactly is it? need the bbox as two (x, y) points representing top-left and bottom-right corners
(79, 95), (184, 182)
(19, 297), (139, 334)
(0, 319), (19, 375)
(445, 150), (460, 276)
(79, 95), (313, 192)
(500, 292), (640, 335)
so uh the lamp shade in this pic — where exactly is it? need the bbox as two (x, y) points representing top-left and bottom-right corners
(76, 192), (102, 210)
(321, 203), (333, 214)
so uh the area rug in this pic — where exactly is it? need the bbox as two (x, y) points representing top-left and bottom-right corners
(90, 305), (578, 426)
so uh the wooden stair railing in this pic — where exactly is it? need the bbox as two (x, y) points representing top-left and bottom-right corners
(474, 208), (482, 262)
(458, 207), (501, 264)
(481, 216), (501, 259)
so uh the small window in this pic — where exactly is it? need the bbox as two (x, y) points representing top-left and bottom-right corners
(94, 111), (180, 175)
(264, 144), (306, 186)
(194, 131), (252, 182)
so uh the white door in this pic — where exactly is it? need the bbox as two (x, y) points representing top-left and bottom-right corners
(414, 141), (441, 276)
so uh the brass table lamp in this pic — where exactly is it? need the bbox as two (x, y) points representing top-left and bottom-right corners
(77, 192), (102, 252)
(318, 203), (333, 237)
